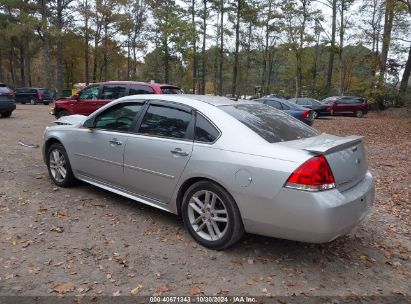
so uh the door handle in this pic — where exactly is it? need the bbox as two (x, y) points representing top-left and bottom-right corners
(170, 148), (189, 156)
(109, 138), (122, 146)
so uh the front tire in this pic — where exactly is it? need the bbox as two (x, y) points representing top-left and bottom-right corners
(182, 181), (244, 250)
(355, 110), (363, 118)
(55, 110), (70, 119)
(47, 143), (75, 187)
(1, 111), (12, 118)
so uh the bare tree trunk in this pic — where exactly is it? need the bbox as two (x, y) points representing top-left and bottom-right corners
(326, 0), (337, 92)
(56, 0), (64, 98)
(102, 23), (108, 81)
(338, 0), (344, 96)
(399, 44), (411, 96)
(9, 39), (17, 88)
(295, 0), (307, 98)
(380, 0), (395, 83)
(201, 0), (207, 94)
(262, 0), (273, 95)
(191, 0), (197, 93)
(231, 0), (241, 97)
(84, 0), (90, 85)
(164, 34), (169, 83)
(218, 0), (224, 96)
(312, 21), (321, 95)
(0, 49), (3, 82)
(19, 45), (25, 87)
(22, 33), (30, 87)
(41, 0), (52, 89)
(374, 0), (395, 109)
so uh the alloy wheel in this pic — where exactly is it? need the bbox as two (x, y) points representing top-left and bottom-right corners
(49, 149), (67, 183)
(187, 190), (229, 241)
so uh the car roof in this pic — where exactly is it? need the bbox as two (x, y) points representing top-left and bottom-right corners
(95, 81), (180, 89)
(116, 94), (255, 108)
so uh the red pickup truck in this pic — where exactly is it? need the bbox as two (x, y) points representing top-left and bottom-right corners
(52, 81), (182, 118)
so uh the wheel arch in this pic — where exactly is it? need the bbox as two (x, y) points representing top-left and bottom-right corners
(175, 176), (239, 217)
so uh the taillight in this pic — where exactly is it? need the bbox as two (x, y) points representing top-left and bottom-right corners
(285, 155), (335, 191)
(326, 107), (332, 111)
(301, 111), (310, 119)
(38, 93), (44, 100)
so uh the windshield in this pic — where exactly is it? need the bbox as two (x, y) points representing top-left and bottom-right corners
(221, 103), (318, 143)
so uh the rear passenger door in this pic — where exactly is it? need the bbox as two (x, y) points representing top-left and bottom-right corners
(123, 101), (194, 203)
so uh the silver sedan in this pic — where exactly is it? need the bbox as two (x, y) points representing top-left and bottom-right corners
(42, 95), (374, 249)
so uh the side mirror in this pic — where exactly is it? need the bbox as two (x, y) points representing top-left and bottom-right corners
(83, 118), (95, 128)
(71, 94), (79, 101)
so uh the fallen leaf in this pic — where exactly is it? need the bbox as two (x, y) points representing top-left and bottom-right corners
(53, 282), (75, 294)
(130, 284), (143, 295)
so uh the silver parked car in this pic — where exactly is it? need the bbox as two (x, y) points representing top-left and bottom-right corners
(43, 95), (374, 249)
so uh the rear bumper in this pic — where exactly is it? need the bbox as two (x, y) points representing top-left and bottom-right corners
(0, 103), (16, 113)
(242, 171), (375, 243)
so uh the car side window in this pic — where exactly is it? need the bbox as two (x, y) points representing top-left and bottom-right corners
(282, 104), (290, 110)
(94, 102), (144, 131)
(101, 85), (127, 100)
(138, 104), (192, 139)
(195, 113), (219, 143)
(265, 100), (282, 109)
(79, 85), (99, 101)
(129, 85), (154, 95)
(297, 100), (306, 106)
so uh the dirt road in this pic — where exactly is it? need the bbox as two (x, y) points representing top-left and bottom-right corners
(0, 105), (410, 298)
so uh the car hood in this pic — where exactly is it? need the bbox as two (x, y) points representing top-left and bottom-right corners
(54, 115), (87, 127)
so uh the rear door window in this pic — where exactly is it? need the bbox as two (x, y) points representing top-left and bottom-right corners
(221, 104), (318, 143)
(138, 104), (192, 139)
(101, 84), (127, 100)
(195, 113), (220, 143)
(264, 99), (282, 109)
(129, 85), (154, 95)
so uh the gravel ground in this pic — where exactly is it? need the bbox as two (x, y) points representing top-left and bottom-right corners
(0, 104), (410, 298)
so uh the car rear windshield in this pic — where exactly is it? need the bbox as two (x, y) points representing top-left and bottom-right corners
(161, 87), (182, 94)
(38, 89), (51, 95)
(221, 103), (319, 143)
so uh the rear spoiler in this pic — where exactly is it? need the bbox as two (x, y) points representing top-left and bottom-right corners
(303, 135), (363, 154)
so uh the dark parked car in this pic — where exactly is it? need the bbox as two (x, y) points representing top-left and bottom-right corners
(322, 96), (368, 118)
(15, 87), (53, 105)
(288, 97), (333, 118)
(52, 81), (182, 118)
(0, 83), (16, 118)
(255, 98), (315, 125)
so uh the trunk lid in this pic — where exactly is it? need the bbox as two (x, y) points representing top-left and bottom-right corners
(279, 134), (368, 191)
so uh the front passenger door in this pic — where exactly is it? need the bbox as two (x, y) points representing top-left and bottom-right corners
(124, 102), (194, 203)
(70, 102), (145, 187)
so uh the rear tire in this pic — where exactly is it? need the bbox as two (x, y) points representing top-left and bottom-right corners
(47, 143), (75, 187)
(355, 110), (363, 118)
(21, 101), (26, 104)
(56, 110), (70, 119)
(1, 111), (12, 118)
(44, 102), (49, 105)
(182, 181), (244, 250)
